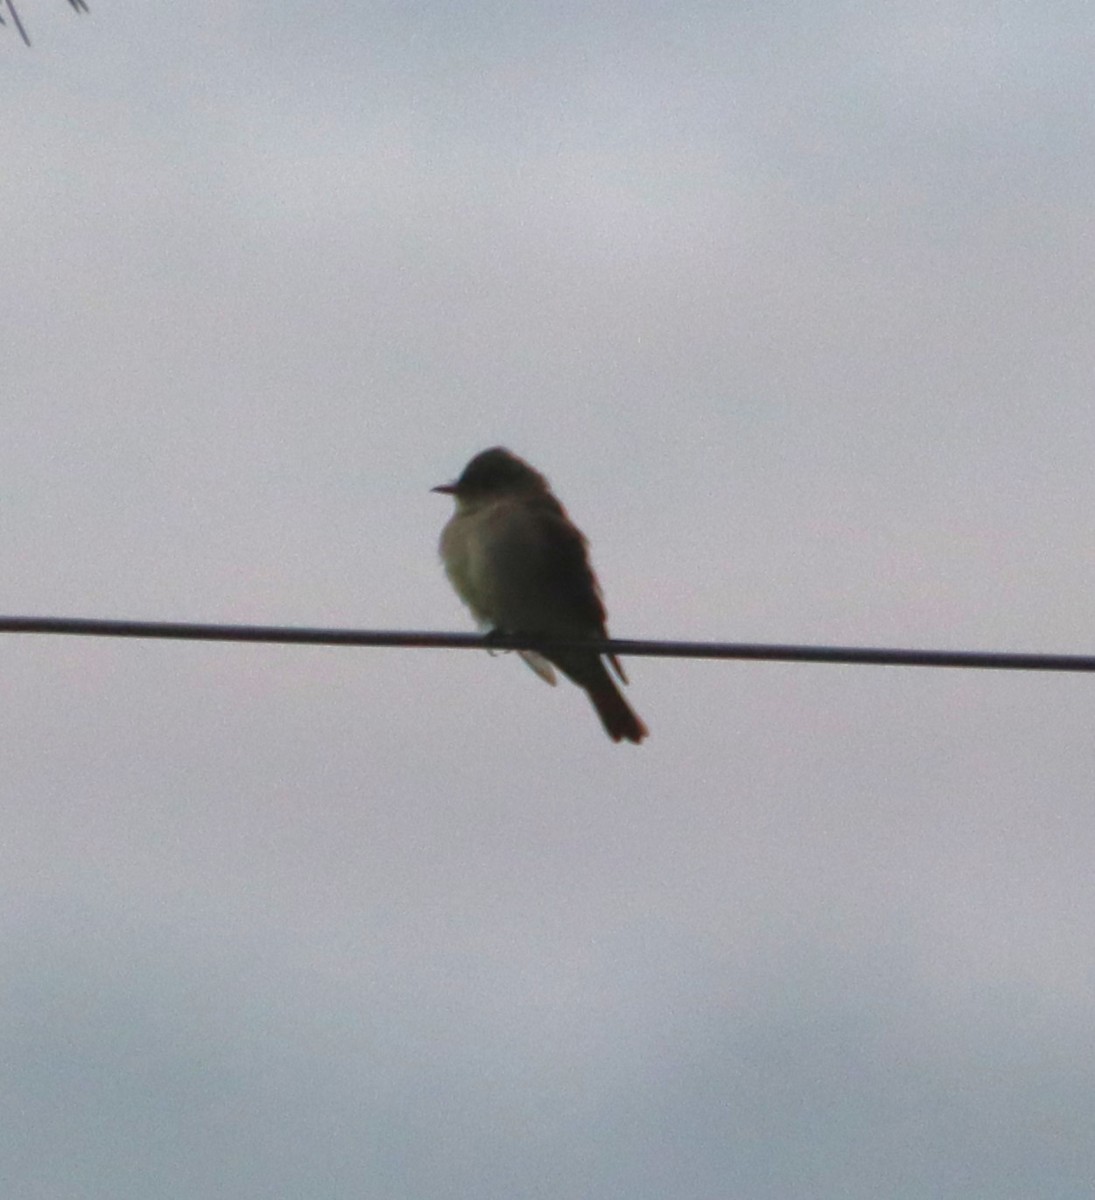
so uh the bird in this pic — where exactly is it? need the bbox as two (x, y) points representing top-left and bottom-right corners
(432, 447), (648, 744)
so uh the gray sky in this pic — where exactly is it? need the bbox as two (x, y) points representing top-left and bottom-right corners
(3, 3), (1094, 1197)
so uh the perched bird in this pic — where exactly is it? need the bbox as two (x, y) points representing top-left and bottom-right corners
(433, 447), (648, 744)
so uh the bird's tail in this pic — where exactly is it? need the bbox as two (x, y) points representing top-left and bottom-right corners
(549, 650), (648, 744)
(585, 675), (648, 744)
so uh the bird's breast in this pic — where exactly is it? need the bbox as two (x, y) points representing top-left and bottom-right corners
(440, 499), (552, 629)
(439, 508), (501, 624)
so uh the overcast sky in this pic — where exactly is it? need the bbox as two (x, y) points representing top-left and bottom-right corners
(3, 3), (1095, 1197)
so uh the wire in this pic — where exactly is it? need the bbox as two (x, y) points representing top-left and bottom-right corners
(0, 616), (1092, 673)
(2, 0), (31, 44)
(2, 0), (87, 45)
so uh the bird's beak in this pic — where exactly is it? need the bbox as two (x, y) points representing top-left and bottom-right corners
(431, 482), (456, 495)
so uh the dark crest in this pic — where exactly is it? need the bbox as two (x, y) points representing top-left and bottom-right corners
(453, 447), (548, 497)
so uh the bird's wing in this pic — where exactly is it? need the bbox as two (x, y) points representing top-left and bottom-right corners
(524, 497), (628, 683)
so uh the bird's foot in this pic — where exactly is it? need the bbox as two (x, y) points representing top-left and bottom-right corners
(483, 627), (507, 657)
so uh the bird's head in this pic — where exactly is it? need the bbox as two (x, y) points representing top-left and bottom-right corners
(432, 447), (549, 505)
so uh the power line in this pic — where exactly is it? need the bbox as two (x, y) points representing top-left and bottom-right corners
(1, 0), (88, 46)
(0, 616), (1093, 674)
